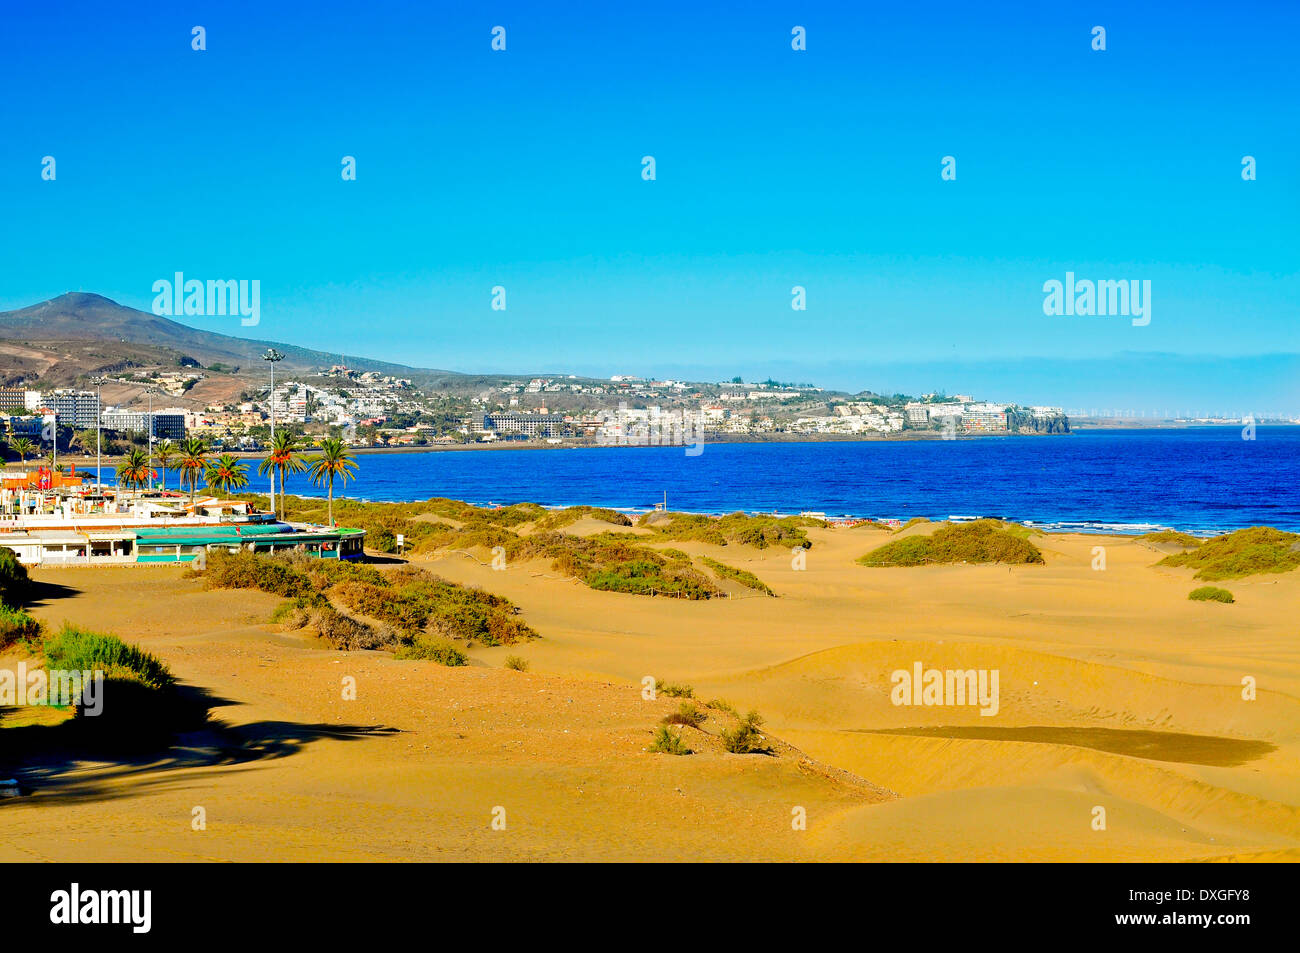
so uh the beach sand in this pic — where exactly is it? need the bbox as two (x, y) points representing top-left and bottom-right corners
(2, 526), (1297, 861)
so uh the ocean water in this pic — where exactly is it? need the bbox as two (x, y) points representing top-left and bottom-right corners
(264, 427), (1300, 536)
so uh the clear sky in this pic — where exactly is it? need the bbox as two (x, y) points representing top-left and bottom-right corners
(1, 0), (1296, 412)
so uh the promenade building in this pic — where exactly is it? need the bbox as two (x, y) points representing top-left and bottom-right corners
(0, 388), (27, 413)
(100, 410), (187, 441)
(45, 390), (100, 429)
(484, 412), (565, 438)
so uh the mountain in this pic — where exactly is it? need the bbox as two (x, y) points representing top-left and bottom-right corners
(0, 293), (478, 394)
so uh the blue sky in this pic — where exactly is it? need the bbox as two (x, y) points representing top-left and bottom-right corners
(1, 0), (1296, 411)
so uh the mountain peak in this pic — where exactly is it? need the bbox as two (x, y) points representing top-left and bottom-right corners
(45, 291), (123, 309)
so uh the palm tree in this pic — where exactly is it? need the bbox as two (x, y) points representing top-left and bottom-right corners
(203, 453), (250, 496)
(115, 448), (155, 491)
(306, 437), (358, 526)
(155, 439), (176, 492)
(257, 430), (307, 520)
(10, 437), (34, 463)
(177, 436), (209, 505)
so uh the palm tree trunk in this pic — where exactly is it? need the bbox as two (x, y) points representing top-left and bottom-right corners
(327, 475), (335, 526)
(279, 466), (286, 520)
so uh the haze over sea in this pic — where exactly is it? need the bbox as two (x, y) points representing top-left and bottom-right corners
(266, 427), (1300, 536)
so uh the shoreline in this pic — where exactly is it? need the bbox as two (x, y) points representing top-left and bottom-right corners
(238, 489), (1239, 539)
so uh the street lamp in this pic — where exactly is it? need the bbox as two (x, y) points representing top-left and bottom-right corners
(147, 388), (154, 491)
(91, 376), (104, 492)
(263, 348), (285, 516)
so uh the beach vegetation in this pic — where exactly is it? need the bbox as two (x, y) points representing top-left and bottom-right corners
(533, 505), (633, 530)
(42, 624), (174, 693)
(330, 569), (537, 646)
(662, 701), (706, 728)
(0, 603), (40, 649)
(858, 520), (1045, 567)
(308, 605), (390, 650)
(199, 551), (538, 651)
(699, 556), (775, 595)
(1139, 530), (1202, 547)
(657, 681), (695, 699)
(233, 495), (805, 600)
(1157, 527), (1300, 580)
(0, 546), (32, 606)
(546, 534), (722, 599)
(647, 725), (691, 755)
(643, 511), (820, 549)
(1188, 586), (1235, 604)
(504, 654), (529, 671)
(393, 635), (468, 666)
(895, 517), (931, 533)
(720, 710), (771, 754)
(198, 549), (317, 597)
(269, 596), (320, 629)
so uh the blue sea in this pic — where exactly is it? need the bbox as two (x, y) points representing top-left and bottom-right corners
(264, 427), (1300, 536)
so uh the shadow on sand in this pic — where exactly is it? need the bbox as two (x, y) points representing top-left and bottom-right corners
(0, 681), (400, 804)
(22, 577), (83, 609)
(851, 725), (1276, 767)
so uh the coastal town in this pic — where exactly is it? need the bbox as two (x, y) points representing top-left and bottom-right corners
(0, 366), (1071, 461)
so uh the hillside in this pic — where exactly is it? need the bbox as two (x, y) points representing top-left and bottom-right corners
(0, 293), (479, 401)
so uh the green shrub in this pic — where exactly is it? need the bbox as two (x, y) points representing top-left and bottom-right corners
(647, 725), (691, 755)
(1158, 527), (1300, 580)
(719, 710), (770, 754)
(647, 512), (819, 550)
(199, 549), (316, 597)
(1188, 586), (1235, 604)
(534, 506), (633, 530)
(699, 556), (775, 596)
(504, 654), (529, 671)
(368, 527), (397, 552)
(662, 701), (705, 728)
(309, 606), (390, 650)
(393, 636), (468, 666)
(42, 624), (174, 691)
(330, 570), (537, 646)
(858, 520), (1044, 567)
(0, 602), (39, 648)
(1140, 530), (1203, 547)
(705, 697), (736, 715)
(270, 592), (330, 628)
(657, 681), (694, 699)
(0, 546), (32, 606)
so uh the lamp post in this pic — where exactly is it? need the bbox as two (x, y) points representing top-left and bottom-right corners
(91, 376), (104, 492)
(147, 388), (154, 491)
(263, 348), (284, 517)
